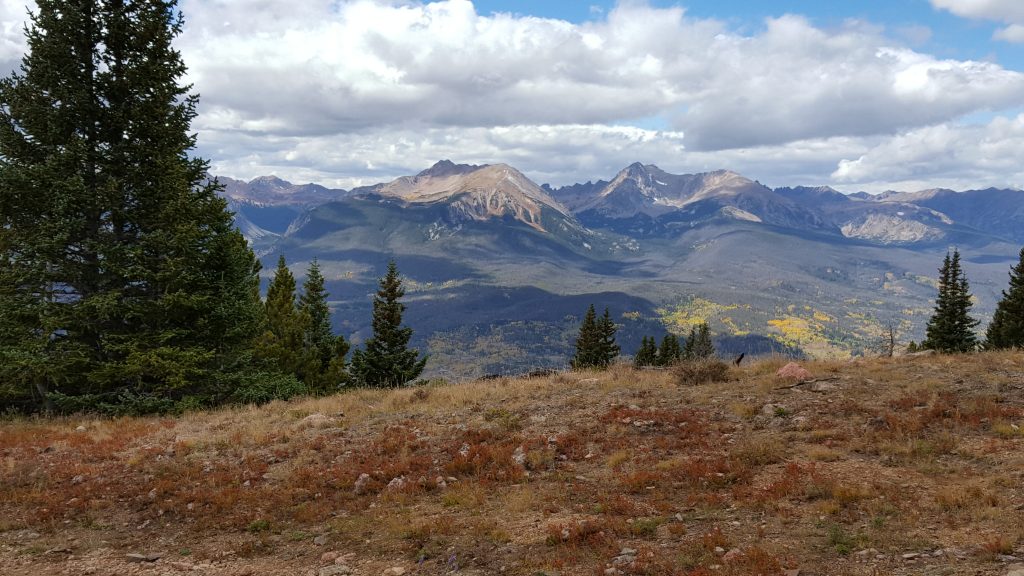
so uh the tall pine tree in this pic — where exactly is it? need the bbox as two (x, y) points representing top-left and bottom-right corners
(0, 0), (265, 412)
(350, 261), (426, 387)
(571, 305), (618, 369)
(986, 247), (1024, 349)
(689, 323), (716, 359)
(657, 334), (682, 366)
(255, 256), (315, 382)
(571, 304), (601, 369)
(923, 250), (979, 353)
(597, 308), (620, 367)
(298, 259), (350, 392)
(634, 336), (658, 368)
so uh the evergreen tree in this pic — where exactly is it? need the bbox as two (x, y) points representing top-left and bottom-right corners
(657, 333), (682, 366)
(255, 256), (315, 382)
(906, 341), (919, 353)
(298, 259), (350, 392)
(0, 0), (266, 412)
(597, 307), (620, 367)
(986, 247), (1024, 349)
(689, 323), (716, 359)
(350, 261), (426, 387)
(571, 304), (601, 369)
(923, 250), (979, 353)
(633, 336), (658, 368)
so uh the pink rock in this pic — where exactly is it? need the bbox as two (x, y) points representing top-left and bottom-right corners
(722, 548), (743, 563)
(776, 362), (812, 381)
(321, 551), (340, 564)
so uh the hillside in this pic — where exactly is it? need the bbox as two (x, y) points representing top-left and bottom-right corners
(2, 352), (1023, 576)
(221, 163), (1024, 375)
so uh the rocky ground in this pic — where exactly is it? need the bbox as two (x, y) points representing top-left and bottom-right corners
(2, 352), (1024, 576)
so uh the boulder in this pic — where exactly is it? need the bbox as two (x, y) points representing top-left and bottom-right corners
(776, 362), (811, 381)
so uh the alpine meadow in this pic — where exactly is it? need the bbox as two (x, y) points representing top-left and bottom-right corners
(1, 1), (1024, 576)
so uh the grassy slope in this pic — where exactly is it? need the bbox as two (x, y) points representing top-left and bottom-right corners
(2, 353), (1024, 576)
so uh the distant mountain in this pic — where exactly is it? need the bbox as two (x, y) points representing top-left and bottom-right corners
(217, 176), (349, 249)
(349, 160), (575, 234)
(864, 188), (1024, 244)
(219, 175), (346, 207)
(216, 161), (1024, 379)
(548, 164), (829, 235)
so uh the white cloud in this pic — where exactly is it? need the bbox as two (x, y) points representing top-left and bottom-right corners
(832, 115), (1024, 191)
(994, 23), (1024, 42)
(931, 0), (1024, 22)
(931, 0), (1024, 43)
(2, 1), (1023, 192)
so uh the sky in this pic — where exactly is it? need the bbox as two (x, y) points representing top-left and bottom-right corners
(1, 0), (1024, 193)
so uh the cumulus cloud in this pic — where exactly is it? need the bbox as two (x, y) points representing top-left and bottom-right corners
(832, 115), (1024, 191)
(1, 1), (1023, 192)
(931, 0), (1024, 42)
(931, 0), (1024, 22)
(178, 2), (1024, 151)
(994, 23), (1024, 42)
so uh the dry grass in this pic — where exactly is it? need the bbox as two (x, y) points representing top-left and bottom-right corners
(2, 351), (1024, 576)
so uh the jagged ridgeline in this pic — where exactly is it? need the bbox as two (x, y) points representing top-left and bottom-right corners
(226, 160), (1024, 378)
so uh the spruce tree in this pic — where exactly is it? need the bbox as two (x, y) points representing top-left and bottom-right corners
(690, 323), (716, 359)
(986, 248), (1024, 349)
(634, 336), (657, 368)
(923, 250), (979, 353)
(0, 0), (266, 412)
(255, 256), (315, 382)
(571, 304), (601, 369)
(298, 259), (350, 392)
(350, 261), (426, 387)
(658, 333), (682, 366)
(682, 327), (697, 360)
(597, 307), (620, 367)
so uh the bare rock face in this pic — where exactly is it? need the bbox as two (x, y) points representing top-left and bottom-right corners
(776, 362), (812, 381)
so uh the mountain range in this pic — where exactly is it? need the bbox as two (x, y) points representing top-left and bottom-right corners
(217, 161), (1024, 379)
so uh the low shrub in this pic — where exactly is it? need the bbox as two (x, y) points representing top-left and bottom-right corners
(675, 359), (731, 386)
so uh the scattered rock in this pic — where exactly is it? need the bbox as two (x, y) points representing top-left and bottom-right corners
(611, 547), (637, 567)
(70, 475), (85, 485)
(384, 568), (406, 576)
(125, 553), (162, 563)
(301, 413), (333, 427)
(776, 362), (812, 381)
(784, 570), (800, 576)
(1005, 564), (1024, 576)
(512, 446), (527, 466)
(386, 476), (406, 491)
(321, 551), (340, 563)
(714, 546), (726, 555)
(808, 381), (836, 392)
(313, 535), (328, 546)
(722, 548), (742, 562)
(435, 476), (447, 489)
(902, 552), (920, 560)
(75, 425), (87, 432)
(319, 566), (353, 576)
(353, 473), (372, 495)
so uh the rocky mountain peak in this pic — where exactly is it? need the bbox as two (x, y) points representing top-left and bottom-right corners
(417, 159), (484, 179)
(249, 175), (290, 189)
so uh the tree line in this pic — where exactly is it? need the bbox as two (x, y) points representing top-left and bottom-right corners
(569, 304), (717, 370)
(917, 248), (1024, 353)
(0, 1), (424, 414)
